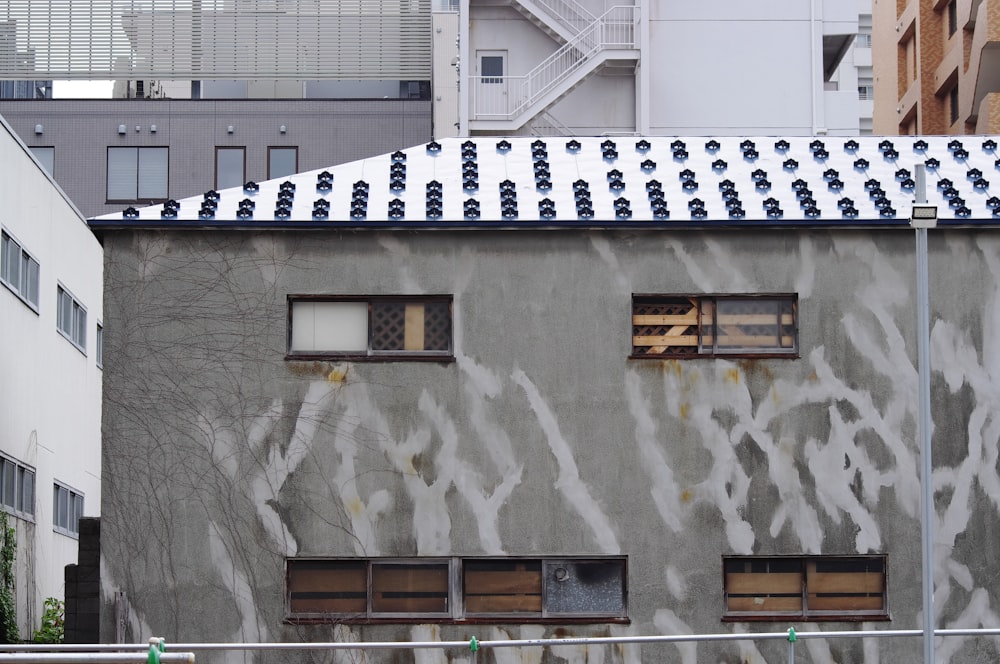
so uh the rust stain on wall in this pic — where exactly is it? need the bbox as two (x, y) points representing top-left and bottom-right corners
(286, 361), (333, 378)
(327, 366), (349, 384)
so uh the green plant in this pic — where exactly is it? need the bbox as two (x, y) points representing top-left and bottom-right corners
(0, 511), (16, 643)
(32, 598), (63, 644)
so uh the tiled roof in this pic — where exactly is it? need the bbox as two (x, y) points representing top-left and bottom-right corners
(90, 136), (1000, 229)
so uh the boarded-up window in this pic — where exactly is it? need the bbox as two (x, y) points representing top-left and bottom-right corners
(632, 295), (797, 358)
(288, 557), (627, 622)
(288, 296), (453, 359)
(723, 556), (887, 621)
(371, 562), (449, 615)
(464, 560), (543, 614)
(288, 560), (367, 615)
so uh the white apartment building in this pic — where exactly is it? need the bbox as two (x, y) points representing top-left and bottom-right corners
(448, 0), (863, 137)
(4, 1), (867, 137)
(0, 116), (102, 638)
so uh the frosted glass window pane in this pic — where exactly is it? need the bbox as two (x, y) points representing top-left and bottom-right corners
(30, 147), (54, 176)
(291, 301), (368, 352)
(269, 148), (297, 179)
(217, 148), (245, 189)
(138, 148), (168, 199)
(543, 560), (625, 615)
(107, 148), (137, 200)
(24, 256), (39, 306)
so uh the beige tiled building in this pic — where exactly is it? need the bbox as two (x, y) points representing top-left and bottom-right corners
(874, 0), (1000, 134)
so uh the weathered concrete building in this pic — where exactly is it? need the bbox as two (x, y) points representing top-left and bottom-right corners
(90, 135), (1000, 663)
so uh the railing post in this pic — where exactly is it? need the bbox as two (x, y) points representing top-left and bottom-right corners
(787, 627), (796, 664)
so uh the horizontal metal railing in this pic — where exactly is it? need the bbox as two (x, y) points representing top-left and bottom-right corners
(6, 628), (1000, 663)
(470, 5), (636, 122)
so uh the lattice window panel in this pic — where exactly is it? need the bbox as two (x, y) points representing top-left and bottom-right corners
(422, 301), (452, 351)
(631, 297), (699, 356)
(372, 302), (407, 350)
(372, 301), (450, 352)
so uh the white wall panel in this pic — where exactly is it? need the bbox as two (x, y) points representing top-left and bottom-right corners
(647, 19), (814, 133)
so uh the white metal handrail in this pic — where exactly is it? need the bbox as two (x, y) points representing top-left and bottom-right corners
(0, 656), (195, 664)
(471, 5), (636, 121)
(7, 628), (1000, 661)
(520, 0), (596, 38)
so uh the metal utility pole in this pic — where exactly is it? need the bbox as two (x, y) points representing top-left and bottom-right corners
(911, 163), (937, 664)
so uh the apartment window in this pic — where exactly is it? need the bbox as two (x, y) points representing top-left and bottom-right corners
(949, 84), (960, 124)
(268, 147), (298, 180)
(631, 295), (797, 358)
(96, 322), (103, 368)
(0, 456), (34, 519)
(948, 0), (958, 36)
(57, 285), (87, 353)
(53, 483), (84, 538)
(107, 146), (168, 201)
(723, 556), (887, 621)
(1, 230), (40, 310)
(215, 147), (246, 190)
(858, 85), (874, 101)
(288, 296), (453, 360)
(29, 146), (54, 176)
(287, 557), (627, 622)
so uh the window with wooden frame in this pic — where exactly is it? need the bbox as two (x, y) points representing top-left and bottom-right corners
(287, 557), (627, 623)
(631, 294), (797, 358)
(288, 560), (449, 619)
(287, 296), (453, 360)
(723, 555), (887, 621)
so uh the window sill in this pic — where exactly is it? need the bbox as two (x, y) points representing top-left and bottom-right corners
(1, 507), (35, 524)
(722, 613), (889, 623)
(1, 280), (39, 314)
(629, 353), (800, 360)
(286, 353), (456, 363)
(285, 616), (630, 626)
(57, 329), (87, 357)
(53, 528), (80, 540)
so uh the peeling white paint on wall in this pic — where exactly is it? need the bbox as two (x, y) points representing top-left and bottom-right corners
(208, 522), (270, 651)
(624, 372), (684, 533)
(512, 368), (620, 554)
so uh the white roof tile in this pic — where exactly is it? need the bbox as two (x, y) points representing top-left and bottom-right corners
(91, 136), (1000, 228)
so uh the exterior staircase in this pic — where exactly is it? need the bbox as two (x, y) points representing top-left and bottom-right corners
(468, 1), (639, 133)
(509, 0), (597, 45)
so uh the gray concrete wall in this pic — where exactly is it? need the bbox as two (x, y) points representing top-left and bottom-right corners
(98, 227), (1000, 663)
(0, 99), (432, 218)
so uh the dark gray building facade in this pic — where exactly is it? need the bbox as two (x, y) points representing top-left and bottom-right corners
(0, 99), (432, 218)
